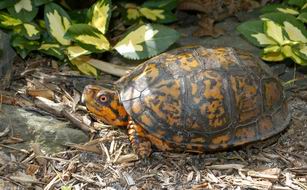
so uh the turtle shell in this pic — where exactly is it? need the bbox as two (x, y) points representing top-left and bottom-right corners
(116, 46), (290, 152)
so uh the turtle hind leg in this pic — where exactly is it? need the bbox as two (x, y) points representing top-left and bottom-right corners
(127, 119), (152, 158)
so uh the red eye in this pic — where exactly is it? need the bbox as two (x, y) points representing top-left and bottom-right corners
(99, 95), (108, 102)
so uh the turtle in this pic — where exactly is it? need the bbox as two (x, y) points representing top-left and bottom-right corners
(82, 46), (290, 158)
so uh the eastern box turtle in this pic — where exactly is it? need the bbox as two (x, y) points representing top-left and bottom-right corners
(82, 46), (290, 157)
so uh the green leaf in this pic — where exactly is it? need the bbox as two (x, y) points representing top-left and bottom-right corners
(114, 24), (180, 60)
(126, 8), (141, 21)
(237, 20), (276, 47)
(298, 12), (307, 23)
(67, 45), (90, 60)
(39, 42), (65, 60)
(0, 11), (23, 29)
(142, 0), (178, 10)
(33, 0), (53, 6)
(264, 20), (284, 45)
(0, 0), (18, 9)
(11, 35), (40, 58)
(261, 51), (285, 61)
(21, 23), (40, 40)
(7, 0), (38, 22)
(276, 7), (299, 15)
(283, 21), (307, 42)
(292, 43), (307, 64)
(139, 7), (165, 21)
(65, 24), (110, 52)
(44, 3), (72, 45)
(68, 9), (88, 24)
(281, 45), (306, 64)
(288, 0), (306, 7)
(263, 45), (281, 53)
(70, 55), (98, 76)
(261, 4), (288, 14)
(139, 7), (176, 23)
(261, 12), (307, 39)
(88, 0), (111, 34)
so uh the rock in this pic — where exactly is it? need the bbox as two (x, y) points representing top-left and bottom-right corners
(0, 30), (16, 89)
(0, 105), (89, 153)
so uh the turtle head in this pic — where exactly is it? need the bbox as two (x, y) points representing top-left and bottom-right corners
(82, 85), (129, 127)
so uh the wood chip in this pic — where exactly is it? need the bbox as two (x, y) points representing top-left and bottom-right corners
(247, 168), (281, 181)
(115, 154), (138, 163)
(9, 171), (40, 184)
(27, 89), (55, 100)
(122, 171), (135, 186)
(206, 164), (245, 170)
(232, 178), (272, 190)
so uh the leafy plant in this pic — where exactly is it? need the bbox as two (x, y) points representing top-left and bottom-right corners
(237, 0), (307, 65)
(0, 0), (180, 76)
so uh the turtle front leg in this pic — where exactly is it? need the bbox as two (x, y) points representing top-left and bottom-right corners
(127, 119), (152, 158)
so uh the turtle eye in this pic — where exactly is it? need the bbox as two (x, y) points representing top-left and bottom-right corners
(99, 95), (108, 103)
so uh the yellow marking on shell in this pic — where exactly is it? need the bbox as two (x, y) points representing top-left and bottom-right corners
(147, 133), (172, 151)
(191, 137), (205, 143)
(201, 71), (228, 128)
(264, 81), (281, 109)
(198, 48), (237, 69)
(203, 72), (224, 100)
(193, 97), (201, 104)
(212, 134), (230, 145)
(172, 135), (184, 144)
(235, 127), (256, 139)
(131, 101), (142, 114)
(134, 63), (159, 83)
(230, 75), (260, 124)
(191, 122), (201, 129)
(144, 80), (182, 126)
(140, 114), (153, 126)
(259, 117), (273, 134)
(191, 83), (198, 95)
(164, 52), (200, 71)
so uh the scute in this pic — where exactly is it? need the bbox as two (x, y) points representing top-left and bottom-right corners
(116, 46), (290, 152)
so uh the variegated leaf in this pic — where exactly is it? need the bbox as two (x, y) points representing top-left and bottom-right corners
(39, 43), (65, 59)
(114, 24), (180, 60)
(283, 21), (307, 42)
(11, 34), (40, 58)
(44, 3), (71, 45)
(293, 43), (307, 64)
(281, 45), (305, 64)
(263, 20), (284, 45)
(237, 20), (276, 47)
(88, 0), (111, 34)
(67, 45), (90, 60)
(22, 23), (40, 40)
(8, 0), (38, 22)
(139, 7), (165, 21)
(261, 51), (285, 62)
(70, 55), (98, 76)
(0, 11), (23, 28)
(65, 24), (110, 52)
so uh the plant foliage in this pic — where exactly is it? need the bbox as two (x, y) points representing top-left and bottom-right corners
(0, 0), (179, 76)
(237, 0), (307, 65)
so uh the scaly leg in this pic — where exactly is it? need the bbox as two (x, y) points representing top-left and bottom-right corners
(127, 119), (152, 158)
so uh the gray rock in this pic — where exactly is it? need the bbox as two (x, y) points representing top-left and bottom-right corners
(0, 30), (16, 84)
(0, 105), (89, 153)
